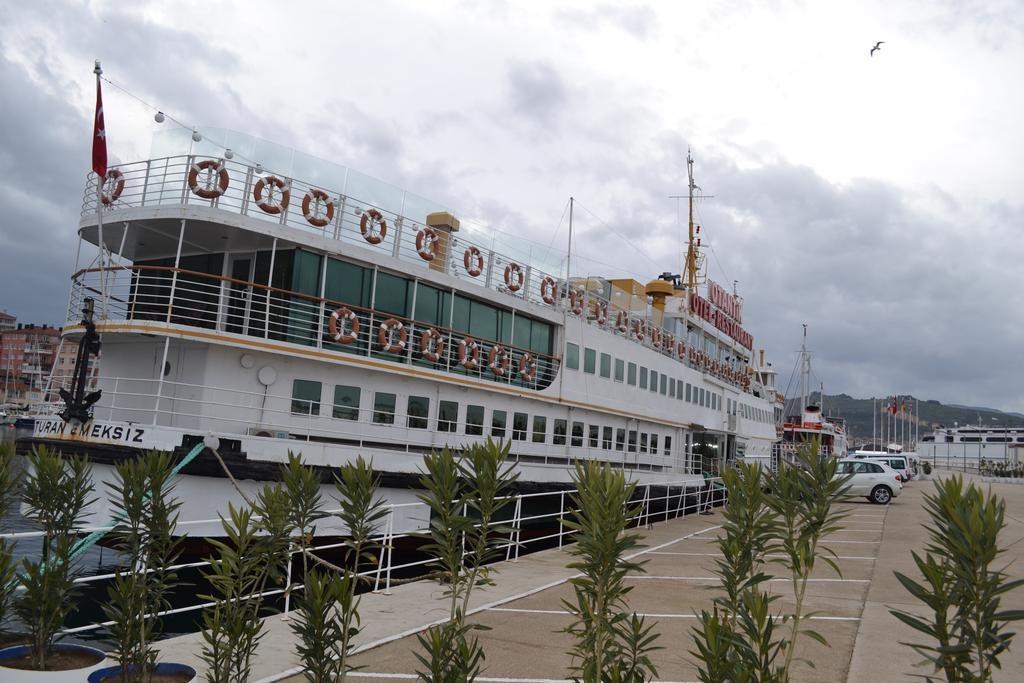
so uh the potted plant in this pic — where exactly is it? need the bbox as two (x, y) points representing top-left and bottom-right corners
(0, 445), (107, 681)
(88, 452), (196, 682)
(0, 444), (22, 647)
(921, 460), (932, 479)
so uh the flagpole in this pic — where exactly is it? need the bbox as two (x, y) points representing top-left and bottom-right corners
(94, 60), (107, 319)
(872, 398), (876, 449)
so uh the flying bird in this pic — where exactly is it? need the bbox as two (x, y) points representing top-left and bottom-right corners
(870, 41), (885, 56)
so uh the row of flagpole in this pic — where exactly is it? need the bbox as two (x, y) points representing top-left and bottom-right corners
(872, 395), (919, 452)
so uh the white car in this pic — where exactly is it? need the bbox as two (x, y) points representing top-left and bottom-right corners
(835, 458), (903, 504)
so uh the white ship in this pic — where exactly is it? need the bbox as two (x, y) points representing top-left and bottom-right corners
(24, 130), (779, 536)
(918, 425), (1024, 466)
(779, 326), (849, 460)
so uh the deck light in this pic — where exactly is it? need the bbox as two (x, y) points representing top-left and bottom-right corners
(192, 128), (202, 142)
(224, 148), (234, 159)
(154, 111), (165, 123)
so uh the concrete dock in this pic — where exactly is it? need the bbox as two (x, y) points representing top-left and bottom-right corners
(158, 472), (1024, 682)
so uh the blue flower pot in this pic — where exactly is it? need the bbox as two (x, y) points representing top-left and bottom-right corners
(87, 662), (197, 682)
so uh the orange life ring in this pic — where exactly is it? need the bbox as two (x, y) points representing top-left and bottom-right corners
(253, 176), (290, 214)
(632, 319), (645, 342)
(327, 306), (360, 344)
(463, 246), (483, 277)
(592, 300), (608, 326)
(504, 263), (524, 292)
(568, 288), (584, 315)
(420, 327), (445, 362)
(651, 327), (662, 348)
(377, 318), (407, 354)
(677, 341), (686, 358)
(664, 333), (674, 354)
(540, 276), (557, 305)
(416, 228), (439, 262)
(519, 352), (538, 383)
(615, 310), (629, 334)
(188, 159), (229, 199)
(302, 189), (334, 228)
(360, 209), (388, 244)
(458, 338), (480, 370)
(488, 345), (510, 377)
(100, 169), (124, 206)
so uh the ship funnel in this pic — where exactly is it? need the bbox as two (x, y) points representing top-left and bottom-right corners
(425, 211), (460, 274)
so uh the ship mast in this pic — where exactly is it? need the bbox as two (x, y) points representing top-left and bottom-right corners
(799, 323), (809, 416)
(683, 150), (699, 292)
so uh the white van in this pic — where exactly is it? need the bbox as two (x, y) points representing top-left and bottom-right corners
(865, 455), (913, 482)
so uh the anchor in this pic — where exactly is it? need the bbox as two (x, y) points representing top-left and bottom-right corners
(59, 297), (103, 424)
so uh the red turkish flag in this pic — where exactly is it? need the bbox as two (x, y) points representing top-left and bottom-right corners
(92, 77), (107, 179)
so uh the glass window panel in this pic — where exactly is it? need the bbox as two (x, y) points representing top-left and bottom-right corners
(532, 415), (547, 443)
(686, 383), (692, 402)
(571, 421), (584, 447)
(375, 271), (411, 316)
(670, 378), (676, 398)
(554, 419), (567, 445)
(491, 409), (507, 438)
(512, 315), (532, 349)
(513, 412), (528, 440)
(650, 370), (658, 393)
(452, 295), (472, 333)
(372, 392), (396, 424)
(291, 379), (322, 416)
(439, 400), (459, 432)
(614, 358), (624, 382)
(324, 258), (372, 308)
(660, 375), (667, 395)
(589, 425), (599, 448)
(651, 434), (659, 453)
(599, 353), (611, 378)
(530, 321), (552, 355)
(628, 430), (637, 452)
(566, 343), (580, 370)
(616, 428), (626, 451)
(407, 395), (429, 429)
(639, 367), (648, 389)
(628, 363), (637, 385)
(640, 433), (648, 453)
(414, 283), (450, 326)
(583, 348), (596, 374)
(332, 385), (360, 420)
(602, 426), (613, 449)
(466, 404), (484, 435)
(469, 300), (499, 340)
(664, 435), (672, 456)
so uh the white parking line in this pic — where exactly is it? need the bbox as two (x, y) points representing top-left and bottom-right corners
(647, 551), (876, 560)
(488, 607), (861, 621)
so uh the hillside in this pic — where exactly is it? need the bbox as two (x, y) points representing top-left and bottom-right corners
(785, 393), (1024, 444)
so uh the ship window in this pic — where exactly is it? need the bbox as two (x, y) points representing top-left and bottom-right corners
(291, 379), (322, 416)
(469, 300), (500, 341)
(649, 370), (658, 393)
(627, 362), (637, 386)
(332, 385), (361, 421)
(407, 396), (430, 429)
(651, 434), (659, 453)
(640, 433), (648, 453)
(372, 392), (396, 424)
(985, 437), (1010, 442)
(554, 419), (567, 445)
(513, 412), (528, 440)
(660, 375), (667, 395)
(566, 343), (580, 370)
(530, 321), (552, 356)
(413, 283), (451, 327)
(614, 358), (624, 382)
(589, 425), (600, 448)
(664, 435), (672, 456)
(602, 426), (613, 449)
(324, 258), (373, 308)
(699, 388), (706, 407)
(1018, 437), (1024, 443)
(584, 348), (597, 374)
(491, 410), (507, 438)
(960, 437), (981, 442)
(678, 379), (685, 401)
(616, 428), (626, 451)
(466, 405), (484, 436)
(452, 295), (472, 333)
(686, 383), (692, 402)
(439, 400), (459, 432)
(669, 378), (676, 398)
(572, 421), (584, 447)
(628, 430), (637, 452)
(599, 353), (611, 378)
(639, 367), (648, 389)
(532, 416), (547, 443)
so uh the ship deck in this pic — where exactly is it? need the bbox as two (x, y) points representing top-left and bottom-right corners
(154, 471), (1024, 682)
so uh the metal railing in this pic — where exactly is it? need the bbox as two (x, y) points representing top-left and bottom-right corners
(0, 475), (727, 637)
(82, 156), (755, 393)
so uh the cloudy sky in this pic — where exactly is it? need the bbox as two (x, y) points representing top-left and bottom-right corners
(1, 0), (1022, 411)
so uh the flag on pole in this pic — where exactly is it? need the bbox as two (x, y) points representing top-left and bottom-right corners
(891, 397), (898, 415)
(92, 66), (107, 179)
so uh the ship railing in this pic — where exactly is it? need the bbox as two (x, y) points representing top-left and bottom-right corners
(38, 371), (683, 472)
(67, 265), (562, 392)
(0, 474), (727, 637)
(80, 156), (753, 392)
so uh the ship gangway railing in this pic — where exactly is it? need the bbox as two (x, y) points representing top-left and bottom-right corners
(77, 155), (756, 393)
(35, 371), (690, 472)
(0, 475), (726, 638)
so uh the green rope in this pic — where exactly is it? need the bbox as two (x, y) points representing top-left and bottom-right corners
(68, 441), (208, 562)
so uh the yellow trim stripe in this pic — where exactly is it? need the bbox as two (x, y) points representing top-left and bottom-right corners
(67, 322), (700, 430)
